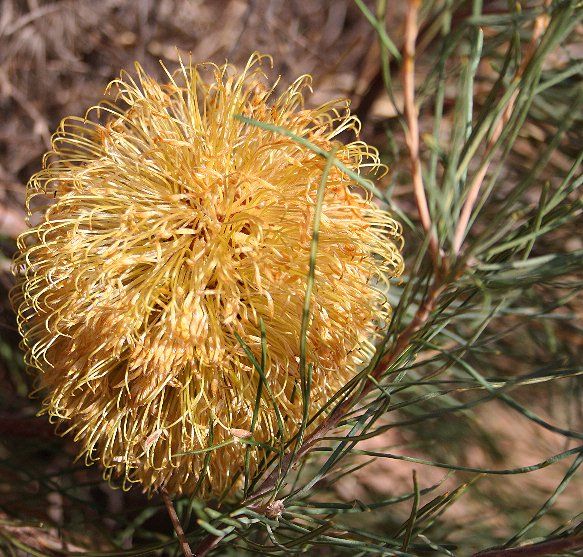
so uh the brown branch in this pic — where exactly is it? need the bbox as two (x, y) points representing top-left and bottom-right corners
(402, 0), (440, 267)
(473, 535), (583, 557)
(160, 487), (193, 557)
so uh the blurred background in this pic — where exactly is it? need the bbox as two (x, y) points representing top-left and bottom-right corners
(0, 1), (581, 555)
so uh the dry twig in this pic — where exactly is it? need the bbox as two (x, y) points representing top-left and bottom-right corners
(160, 487), (193, 557)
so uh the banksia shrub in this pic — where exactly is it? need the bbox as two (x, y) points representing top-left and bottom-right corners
(12, 54), (404, 498)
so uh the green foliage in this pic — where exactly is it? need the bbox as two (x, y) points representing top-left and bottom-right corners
(1, 1), (581, 555)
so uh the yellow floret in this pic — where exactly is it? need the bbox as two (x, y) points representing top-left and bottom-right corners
(12, 53), (404, 498)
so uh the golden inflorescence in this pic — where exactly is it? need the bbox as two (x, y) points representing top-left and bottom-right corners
(12, 54), (404, 498)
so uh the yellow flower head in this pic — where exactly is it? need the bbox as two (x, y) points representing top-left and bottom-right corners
(12, 54), (404, 498)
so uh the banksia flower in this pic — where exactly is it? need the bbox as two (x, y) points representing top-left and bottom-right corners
(12, 54), (404, 498)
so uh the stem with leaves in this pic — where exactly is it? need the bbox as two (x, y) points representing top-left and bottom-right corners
(452, 2), (551, 255)
(402, 0), (440, 268)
